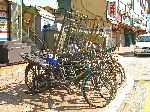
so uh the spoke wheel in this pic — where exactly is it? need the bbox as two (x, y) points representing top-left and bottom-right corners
(25, 63), (48, 93)
(82, 73), (113, 108)
(112, 62), (126, 86)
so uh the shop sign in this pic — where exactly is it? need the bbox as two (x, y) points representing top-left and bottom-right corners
(0, 2), (9, 41)
(0, 5), (7, 10)
(108, 1), (116, 18)
(0, 12), (7, 18)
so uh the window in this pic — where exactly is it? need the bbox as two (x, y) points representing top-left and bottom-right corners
(138, 36), (150, 42)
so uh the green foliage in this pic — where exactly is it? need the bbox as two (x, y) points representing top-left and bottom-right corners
(57, 0), (71, 11)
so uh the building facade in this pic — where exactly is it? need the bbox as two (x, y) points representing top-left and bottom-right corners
(107, 0), (148, 47)
(71, 0), (149, 47)
(1, 0), (148, 48)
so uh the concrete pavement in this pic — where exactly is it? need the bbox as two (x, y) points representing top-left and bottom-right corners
(114, 46), (134, 55)
(139, 80), (150, 112)
(0, 61), (134, 112)
(103, 73), (134, 112)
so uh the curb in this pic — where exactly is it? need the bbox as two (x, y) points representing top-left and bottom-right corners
(115, 52), (134, 55)
(102, 74), (134, 112)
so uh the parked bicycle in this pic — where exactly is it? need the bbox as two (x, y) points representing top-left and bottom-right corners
(20, 9), (126, 108)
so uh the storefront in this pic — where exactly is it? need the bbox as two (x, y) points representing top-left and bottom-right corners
(124, 27), (134, 47)
(0, 0), (58, 63)
(0, 1), (11, 41)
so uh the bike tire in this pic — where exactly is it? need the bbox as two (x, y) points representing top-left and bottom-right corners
(113, 62), (126, 85)
(82, 73), (114, 108)
(25, 63), (48, 93)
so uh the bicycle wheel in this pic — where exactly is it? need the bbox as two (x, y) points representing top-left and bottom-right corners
(25, 63), (48, 93)
(98, 60), (118, 99)
(116, 62), (126, 82)
(101, 59), (124, 87)
(112, 62), (126, 86)
(82, 73), (113, 108)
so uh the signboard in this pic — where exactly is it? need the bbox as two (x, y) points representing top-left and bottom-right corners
(0, 2), (9, 41)
(0, 5), (7, 10)
(108, 1), (116, 18)
(0, 12), (8, 18)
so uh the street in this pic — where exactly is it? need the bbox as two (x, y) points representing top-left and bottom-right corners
(0, 55), (150, 112)
(0, 0), (149, 111)
(117, 55), (150, 112)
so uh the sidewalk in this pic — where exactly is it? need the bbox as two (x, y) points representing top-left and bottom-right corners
(114, 46), (134, 55)
(0, 58), (134, 112)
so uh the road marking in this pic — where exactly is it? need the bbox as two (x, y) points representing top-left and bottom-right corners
(0, 65), (26, 73)
(139, 80), (150, 112)
(139, 80), (146, 84)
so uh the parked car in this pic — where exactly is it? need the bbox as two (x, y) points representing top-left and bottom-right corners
(134, 33), (150, 56)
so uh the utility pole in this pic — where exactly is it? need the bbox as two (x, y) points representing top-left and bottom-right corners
(20, 0), (23, 42)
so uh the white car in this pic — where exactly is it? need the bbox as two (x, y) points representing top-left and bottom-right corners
(134, 33), (150, 56)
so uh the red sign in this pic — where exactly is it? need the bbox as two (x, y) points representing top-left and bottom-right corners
(0, 10), (8, 13)
(108, 1), (116, 17)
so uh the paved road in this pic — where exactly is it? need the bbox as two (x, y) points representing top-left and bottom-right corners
(118, 55), (150, 81)
(117, 55), (150, 112)
(0, 63), (123, 112)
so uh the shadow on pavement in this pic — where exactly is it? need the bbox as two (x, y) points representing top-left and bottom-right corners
(0, 81), (95, 112)
(121, 54), (150, 58)
(135, 54), (150, 58)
